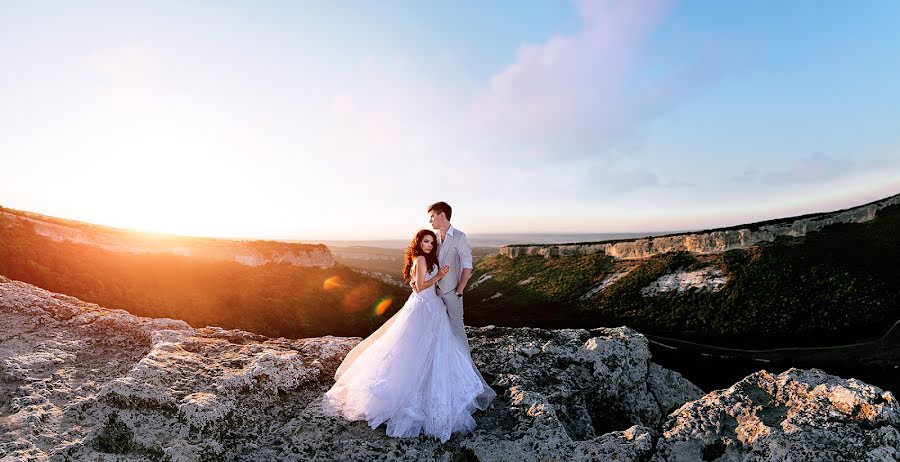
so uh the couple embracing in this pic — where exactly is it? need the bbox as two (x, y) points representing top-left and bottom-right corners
(322, 202), (496, 443)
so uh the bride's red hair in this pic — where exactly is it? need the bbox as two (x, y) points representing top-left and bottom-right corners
(403, 229), (440, 284)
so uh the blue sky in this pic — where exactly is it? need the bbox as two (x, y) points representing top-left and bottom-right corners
(2, 0), (899, 239)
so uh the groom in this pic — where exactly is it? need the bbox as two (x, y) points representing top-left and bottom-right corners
(427, 201), (474, 352)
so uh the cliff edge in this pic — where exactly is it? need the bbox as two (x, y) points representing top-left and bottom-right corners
(501, 193), (900, 260)
(2, 275), (898, 461)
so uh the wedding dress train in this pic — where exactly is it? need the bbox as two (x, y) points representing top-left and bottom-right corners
(322, 266), (496, 443)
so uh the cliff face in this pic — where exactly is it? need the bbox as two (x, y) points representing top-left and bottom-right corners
(501, 193), (900, 260)
(2, 275), (898, 461)
(0, 211), (334, 268)
(230, 243), (334, 268)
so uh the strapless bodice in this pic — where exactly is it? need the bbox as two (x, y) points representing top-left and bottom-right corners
(413, 265), (440, 299)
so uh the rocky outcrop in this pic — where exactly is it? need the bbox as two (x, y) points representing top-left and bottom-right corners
(0, 275), (698, 461)
(653, 369), (900, 461)
(501, 193), (900, 260)
(230, 242), (334, 268)
(0, 211), (334, 268)
(640, 267), (728, 296)
(2, 275), (898, 461)
(581, 270), (632, 299)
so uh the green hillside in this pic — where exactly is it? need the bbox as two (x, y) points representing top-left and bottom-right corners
(467, 202), (900, 346)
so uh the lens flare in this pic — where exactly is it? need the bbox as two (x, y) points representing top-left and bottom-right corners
(323, 276), (341, 290)
(341, 283), (378, 313)
(373, 297), (393, 316)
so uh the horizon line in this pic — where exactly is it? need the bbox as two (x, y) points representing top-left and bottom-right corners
(5, 191), (900, 244)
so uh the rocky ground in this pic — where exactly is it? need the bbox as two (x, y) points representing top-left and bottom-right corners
(1, 275), (898, 461)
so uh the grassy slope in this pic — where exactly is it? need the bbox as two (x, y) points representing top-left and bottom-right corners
(467, 203), (900, 346)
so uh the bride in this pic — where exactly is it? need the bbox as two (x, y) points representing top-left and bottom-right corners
(322, 229), (496, 443)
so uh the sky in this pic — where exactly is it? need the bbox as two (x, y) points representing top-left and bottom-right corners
(2, 0), (900, 240)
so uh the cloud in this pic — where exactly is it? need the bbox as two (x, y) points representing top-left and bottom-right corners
(303, 0), (724, 206)
(732, 153), (853, 185)
(468, 0), (703, 161)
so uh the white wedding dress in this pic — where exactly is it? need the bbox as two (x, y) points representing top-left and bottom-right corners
(322, 265), (496, 443)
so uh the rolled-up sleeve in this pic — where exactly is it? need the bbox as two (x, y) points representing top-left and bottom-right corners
(458, 233), (473, 269)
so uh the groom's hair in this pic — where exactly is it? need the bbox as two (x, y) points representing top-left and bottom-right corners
(427, 202), (452, 221)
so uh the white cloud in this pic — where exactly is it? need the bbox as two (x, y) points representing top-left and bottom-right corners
(468, 0), (678, 161)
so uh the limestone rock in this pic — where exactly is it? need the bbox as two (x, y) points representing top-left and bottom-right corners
(5, 276), (897, 461)
(500, 193), (900, 260)
(653, 368), (900, 462)
(0, 277), (700, 461)
(640, 267), (728, 296)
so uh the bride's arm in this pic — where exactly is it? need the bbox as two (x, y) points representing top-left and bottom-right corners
(414, 256), (445, 292)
